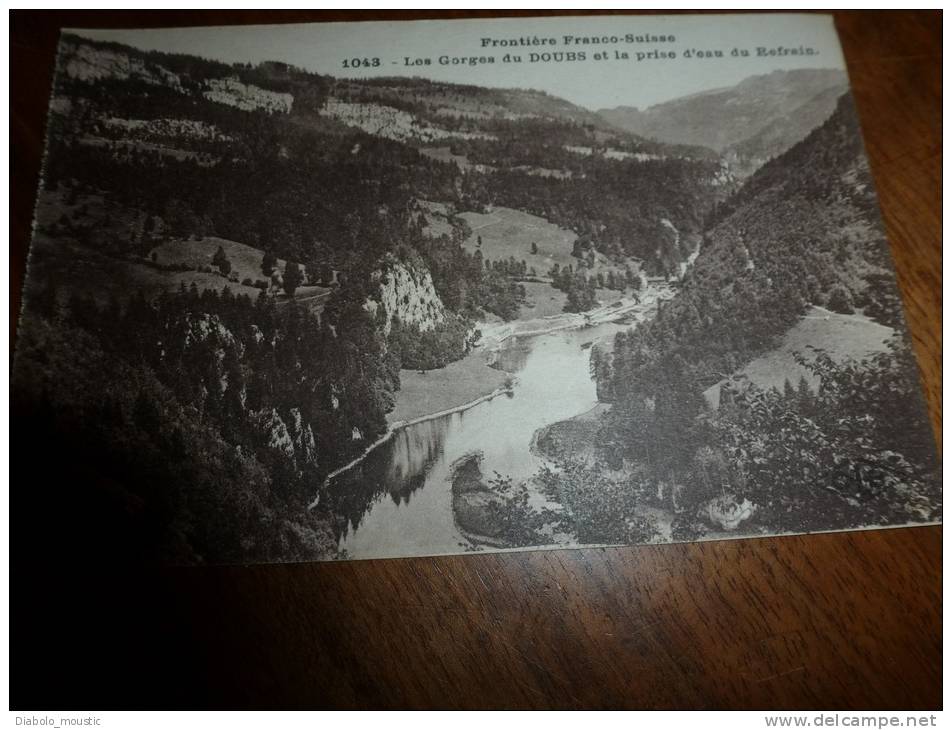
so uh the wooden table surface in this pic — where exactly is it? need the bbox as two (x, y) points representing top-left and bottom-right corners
(10, 11), (942, 709)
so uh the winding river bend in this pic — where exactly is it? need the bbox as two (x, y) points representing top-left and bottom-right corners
(330, 288), (673, 560)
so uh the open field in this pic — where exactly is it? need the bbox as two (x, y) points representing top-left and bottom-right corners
(459, 206), (641, 314)
(152, 237), (331, 312)
(459, 206), (578, 273)
(29, 190), (275, 305)
(25, 234), (334, 315)
(387, 350), (510, 425)
(150, 236), (290, 287)
(518, 281), (568, 318)
(25, 235), (264, 307)
(739, 305), (895, 391)
(517, 282), (627, 319)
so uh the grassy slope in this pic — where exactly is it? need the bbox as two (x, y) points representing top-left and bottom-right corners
(150, 236), (289, 286)
(387, 206), (635, 423)
(27, 186), (331, 314)
(459, 206), (640, 309)
(738, 305), (894, 391)
(387, 352), (509, 425)
(459, 207), (578, 271)
(25, 234), (264, 306)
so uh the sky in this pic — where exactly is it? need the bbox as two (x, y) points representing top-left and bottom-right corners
(72, 13), (847, 111)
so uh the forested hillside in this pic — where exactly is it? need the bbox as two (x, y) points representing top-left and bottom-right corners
(599, 69), (848, 175)
(576, 93), (940, 542)
(16, 33), (731, 562)
(48, 34), (723, 270)
(606, 93), (898, 396)
(20, 32), (921, 563)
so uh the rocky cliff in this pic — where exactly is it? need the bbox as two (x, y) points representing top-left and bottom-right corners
(365, 258), (447, 335)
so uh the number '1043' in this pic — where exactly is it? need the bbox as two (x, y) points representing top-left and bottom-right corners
(342, 58), (381, 68)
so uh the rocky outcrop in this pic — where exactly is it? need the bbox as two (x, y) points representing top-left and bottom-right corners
(255, 406), (318, 472)
(182, 312), (239, 354)
(257, 408), (295, 456)
(365, 259), (446, 335)
(102, 117), (232, 142)
(59, 39), (293, 116)
(531, 407), (604, 463)
(321, 99), (492, 143)
(203, 77), (293, 114)
(450, 453), (510, 547)
(61, 41), (183, 90)
(703, 494), (757, 530)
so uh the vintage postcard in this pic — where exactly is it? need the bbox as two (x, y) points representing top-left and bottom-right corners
(13, 13), (940, 563)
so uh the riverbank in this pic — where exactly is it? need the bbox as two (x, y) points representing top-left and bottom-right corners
(478, 285), (675, 348)
(387, 349), (511, 424)
(449, 454), (512, 549)
(531, 402), (610, 463)
(318, 281), (677, 509)
(388, 282), (676, 429)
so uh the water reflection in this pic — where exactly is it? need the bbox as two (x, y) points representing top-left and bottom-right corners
(332, 322), (628, 559)
(487, 336), (531, 373)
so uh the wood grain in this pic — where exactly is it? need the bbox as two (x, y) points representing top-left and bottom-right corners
(9, 10), (941, 709)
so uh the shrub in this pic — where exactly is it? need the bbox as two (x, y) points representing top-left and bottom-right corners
(826, 286), (854, 314)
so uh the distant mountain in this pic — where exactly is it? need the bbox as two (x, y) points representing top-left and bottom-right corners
(333, 75), (615, 130)
(726, 82), (847, 164)
(593, 92), (939, 544)
(59, 33), (625, 140)
(605, 92), (902, 400)
(50, 33), (726, 274)
(19, 32), (735, 564)
(598, 69), (849, 170)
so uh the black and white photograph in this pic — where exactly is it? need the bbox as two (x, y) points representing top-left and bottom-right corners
(12, 13), (940, 566)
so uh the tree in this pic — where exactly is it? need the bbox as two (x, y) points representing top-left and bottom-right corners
(563, 274), (597, 313)
(530, 241), (538, 255)
(783, 378), (797, 400)
(827, 286), (854, 315)
(796, 375), (814, 415)
(306, 258), (333, 286)
(283, 261), (304, 298)
(163, 198), (198, 239)
(262, 250), (277, 277)
(212, 245), (231, 275)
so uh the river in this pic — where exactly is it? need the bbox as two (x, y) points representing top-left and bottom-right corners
(330, 287), (673, 560)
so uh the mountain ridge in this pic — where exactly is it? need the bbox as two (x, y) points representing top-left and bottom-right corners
(597, 68), (850, 169)
(584, 90), (939, 542)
